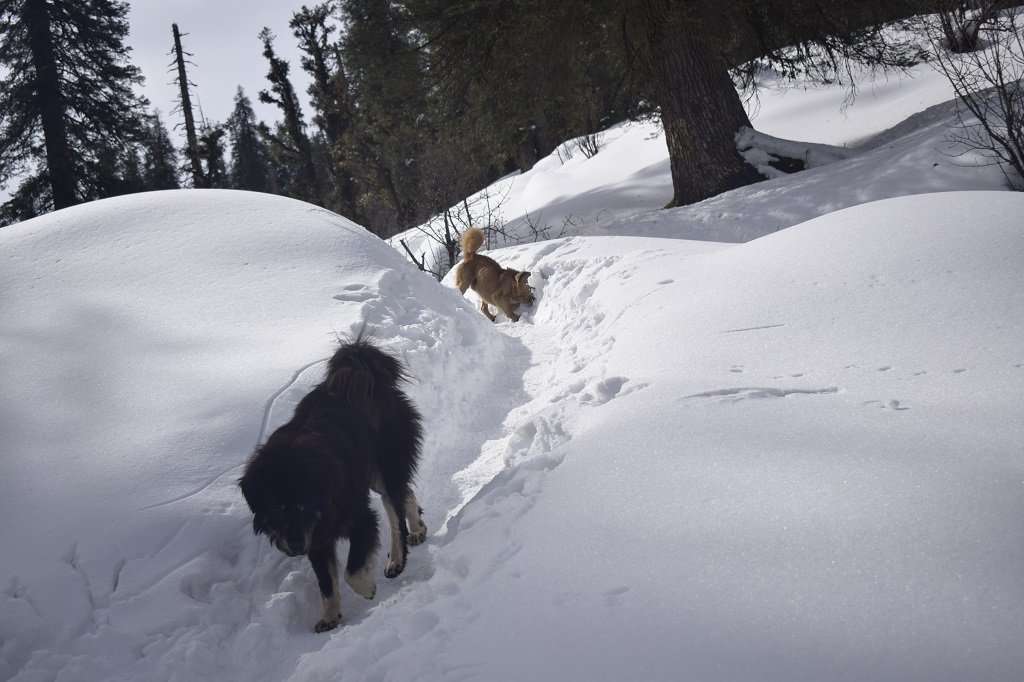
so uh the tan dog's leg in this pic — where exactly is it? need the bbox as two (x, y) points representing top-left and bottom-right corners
(498, 299), (521, 322)
(455, 262), (471, 295)
(479, 300), (497, 322)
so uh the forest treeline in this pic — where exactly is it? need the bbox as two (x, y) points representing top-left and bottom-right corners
(0, 0), (1018, 235)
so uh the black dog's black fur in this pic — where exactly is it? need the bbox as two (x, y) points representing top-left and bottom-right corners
(239, 338), (426, 632)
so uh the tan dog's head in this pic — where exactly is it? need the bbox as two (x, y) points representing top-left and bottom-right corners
(513, 271), (535, 306)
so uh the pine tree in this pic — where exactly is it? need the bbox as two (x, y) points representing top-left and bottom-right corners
(258, 28), (321, 204)
(401, 0), (925, 208)
(290, 3), (361, 222)
(0, 0), (148, 222)
(624, 0), (925, 206)
(141, 112), (181, 190)
(339, 0), (431, 231)
(226, 88), (273, 193)
(628, 0), (763, 207)
(198, 123), (229, 189)
(399, 0), (639, 173)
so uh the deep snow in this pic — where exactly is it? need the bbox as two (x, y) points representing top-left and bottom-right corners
(2, 58), (1023, 682)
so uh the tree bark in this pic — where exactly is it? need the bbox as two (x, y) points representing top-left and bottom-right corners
(633, 0), (763, 207)
(24, 0), (77, 210)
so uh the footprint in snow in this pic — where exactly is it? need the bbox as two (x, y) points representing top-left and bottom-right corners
(579, 376), (629, 406)
(399, 609), (440, 643)
(333, 284), (376, 303)
(684, 386), (839, 403)
(605, 586), (630, 607)
(862, 399), (910, 411)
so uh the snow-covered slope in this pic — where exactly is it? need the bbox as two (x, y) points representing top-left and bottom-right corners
(395, 62), (1008, 274)
(2, 188), (1022, 681)
(2, 61), (1023, 682)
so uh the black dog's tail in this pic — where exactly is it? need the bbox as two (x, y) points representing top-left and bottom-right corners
(325, 337), (410, 429)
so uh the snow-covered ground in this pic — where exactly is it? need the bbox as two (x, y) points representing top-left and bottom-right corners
(2, 59), (1023, 681)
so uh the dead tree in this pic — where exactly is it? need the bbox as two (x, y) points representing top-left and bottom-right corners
(172, 23), (206, 188)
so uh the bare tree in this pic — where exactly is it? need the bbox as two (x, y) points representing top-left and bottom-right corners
(929, 4), (1024, 188)
(401, 185), (512, 280)
(931, 0), (1015, 52)
(171, 24), (206, 187)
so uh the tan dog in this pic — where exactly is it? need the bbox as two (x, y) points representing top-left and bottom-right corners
(455, 227), (535, 322)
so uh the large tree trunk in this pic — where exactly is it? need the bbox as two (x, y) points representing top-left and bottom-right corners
(24, 0), (77, 210)
(633, 0), (763, 207)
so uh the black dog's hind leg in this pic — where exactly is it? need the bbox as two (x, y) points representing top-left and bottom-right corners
(405, 492), (428, 546)
(382, 487), (428, 576)
(344, 507), (379, 600)
(308, 546), (341, 633)
(380, 490), (409, 578)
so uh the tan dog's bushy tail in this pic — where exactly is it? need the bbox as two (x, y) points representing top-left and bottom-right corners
(455, 227), (485, 295)
(460, 227), (484, 260)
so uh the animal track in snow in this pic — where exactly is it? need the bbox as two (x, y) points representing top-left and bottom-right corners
(683, 386), (839, 404)
(578, 376), (630, 406)
(398, 608), (440, 643)
(863, 399), (910, 411)
(605, 586), (630, 607)
(551, 376), (643, 406)
(332, 284), (376, 303)
(720, 323), (787, 334)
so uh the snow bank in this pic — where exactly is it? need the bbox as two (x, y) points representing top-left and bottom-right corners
(420, 192), (1023, 681)
(0, 190), (520, 680)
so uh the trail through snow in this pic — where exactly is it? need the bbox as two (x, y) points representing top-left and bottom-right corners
(3, 49), (1024, 680)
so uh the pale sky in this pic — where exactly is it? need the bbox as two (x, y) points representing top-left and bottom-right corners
(126, 1), (313, 129)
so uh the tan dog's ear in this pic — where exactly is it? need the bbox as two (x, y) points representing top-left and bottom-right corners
(517, 271), (531, 283)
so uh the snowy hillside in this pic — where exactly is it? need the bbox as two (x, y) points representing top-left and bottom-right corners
(395, 60), (1008, 273)
(2, 63), (1023, 682)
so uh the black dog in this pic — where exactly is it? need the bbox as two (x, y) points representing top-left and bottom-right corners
(239, 338), (427, 632)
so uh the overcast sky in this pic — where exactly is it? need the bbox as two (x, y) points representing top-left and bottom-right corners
(126, 1), (312, 129)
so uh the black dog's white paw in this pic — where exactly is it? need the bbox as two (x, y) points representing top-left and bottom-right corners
(345, 569), (377, 599)
(408, 523), (427, 546)
(385, 559), (405, 579)
(315, 617), (339, 633)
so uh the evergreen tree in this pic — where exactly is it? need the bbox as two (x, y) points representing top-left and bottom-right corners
(401, 0), (926, 208)
(119, 145), (145, 195)
(339, 0), (431, 231)
(198, 123), (229, 189)
(258, 28), (321, 204)
(624, 0), (925, 206)
(141, 112), (180, 190)
(95, 138), (146, 198)
(226, 88), (273, 193)
(399, 0), (640, 173)
(0, 0), (148, 221)
(290, 2), (361, 222)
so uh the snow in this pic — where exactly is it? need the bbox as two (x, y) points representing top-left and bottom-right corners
(2, 61), (1024, 682)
